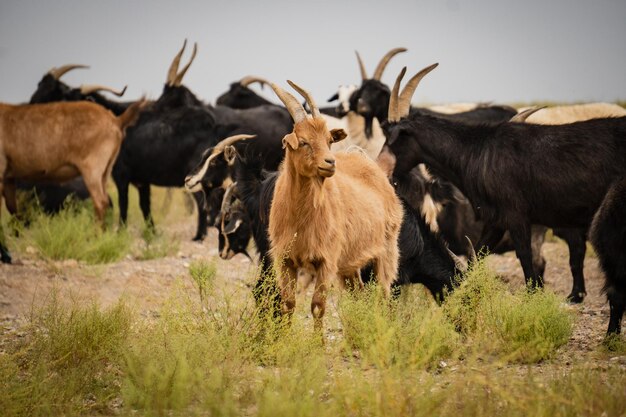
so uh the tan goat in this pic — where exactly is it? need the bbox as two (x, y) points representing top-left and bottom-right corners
(0, 99), (145, 262)
(268, 81), (403, 329)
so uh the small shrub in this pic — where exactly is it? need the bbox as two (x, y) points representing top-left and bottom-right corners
(20, 202), (131, 264)
(339, 284), (459, 369)
(0, 292), (132, 416)
(444, 257), (572, 363)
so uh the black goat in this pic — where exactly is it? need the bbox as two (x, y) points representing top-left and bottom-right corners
(216, 76), (274, 109)
(361, 197), (464, 301)
(383, 65), (626, 335)
(217, 145), (280, 310)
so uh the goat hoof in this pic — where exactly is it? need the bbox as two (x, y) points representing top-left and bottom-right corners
(566, 292), (586, 304)
(1, 252), (12, 264)
(192, 235), (205, 242)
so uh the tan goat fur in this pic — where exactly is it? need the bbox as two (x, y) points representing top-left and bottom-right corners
(269, 115), (403, 328)
(0, 100), (144, 226)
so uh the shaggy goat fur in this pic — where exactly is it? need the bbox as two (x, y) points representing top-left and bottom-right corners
(269, 109), (403, 328)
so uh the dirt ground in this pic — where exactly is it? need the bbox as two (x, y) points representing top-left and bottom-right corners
(0, 214), (621, 363)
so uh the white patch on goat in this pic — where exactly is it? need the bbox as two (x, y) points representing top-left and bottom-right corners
(185, 151), (219, 192)
(421, 193), (441, 233)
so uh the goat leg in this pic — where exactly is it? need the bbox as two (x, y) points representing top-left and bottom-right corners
(510, 225), (544, 289)
(191, 191), (207, 241)
(137, 184), (154, 230)
(554, 228), (587, 303)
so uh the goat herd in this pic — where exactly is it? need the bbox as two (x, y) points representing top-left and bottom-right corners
(1, 41), (625, 340)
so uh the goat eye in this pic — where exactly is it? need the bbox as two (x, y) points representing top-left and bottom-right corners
(299, 141), (309, 148)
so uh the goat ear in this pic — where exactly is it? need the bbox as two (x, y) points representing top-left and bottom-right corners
(330, 128), (348, 143)
(224, 218), (243, 235)
(387, 128), (401, 146)
(224, 146), (239, 165)
(327, 93), (339, 102)
(282, 132), (299, 150)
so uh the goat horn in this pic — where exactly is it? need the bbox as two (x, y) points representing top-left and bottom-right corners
(220, 182), (238, 215)
(397, 63), (439, 119)
(355, 51), (368, 81)
(287, 80), (320, 118)
(205, 134), (256, 166)
(240, 76), (270, 88)
(167, 39), (187, 85)
(388, 66), (407, 122)
(447, 246), (467, 272)
(465, 236), (477, 264)
(372, 47), (407, 81)
(173, 42), (198, 86)
(270, 82), (308, 123)
(48, 64), (89, 80)
(510, 106), (547, 123)
(79, 84), (127, 97)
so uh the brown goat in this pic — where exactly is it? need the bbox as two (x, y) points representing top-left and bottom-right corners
(0, 99), (144, 262)
(268, 81), (403, 330)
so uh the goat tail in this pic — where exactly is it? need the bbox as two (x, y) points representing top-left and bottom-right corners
(117, 96), (148, 133)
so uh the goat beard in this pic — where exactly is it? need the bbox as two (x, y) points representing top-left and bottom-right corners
(364, 116), (374, 139)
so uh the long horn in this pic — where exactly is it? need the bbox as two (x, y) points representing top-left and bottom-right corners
(397, 63), (439, 119)
(167, 39), (187, 85)
(240, 76), (270, 88)
(220, 182), (238, 215)
(173, 42), (198, 86)
(79, 84), (127, 97)
(510, 106), (546, 123)
(465, 236), (477, 264)
(388, 66), (407, 122)
(372, 47), (407, 81)
(355, 51), (368, 81)
(205, 134), (256, 166)
(270, 82), (308, 123)
(48, 64), (89, 80)
(287, 80), (320, 118)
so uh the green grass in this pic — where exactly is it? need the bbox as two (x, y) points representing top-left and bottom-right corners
(15, 201), (132, 264)
(0, 259), (621, 417)
(3, 187), (186, 264)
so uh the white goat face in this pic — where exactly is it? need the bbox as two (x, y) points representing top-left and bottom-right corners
(337, 84), (357, 114)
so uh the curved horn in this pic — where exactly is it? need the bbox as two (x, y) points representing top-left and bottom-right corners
(240, 76), (270, 88)
(510, 106), (547, 123)
(397, 63), (439, 119)
(205, 134), (256, 166)
(213, 134), (256, 154)
(355, 51), (368, 81)
(220, 182), (238, 215)
(48, 64), (89, 80)
(447, 246), (468, 272)
(388, 66), (407, 122)
(270, 82), (308, 123)
(287, 80), (320, 118)
(372, 47), (407, 81)
(79, 84), (127, 97)
(167, 39), (187, 85)
(173, 42), (198, 86)
(465, 236), (477, 264)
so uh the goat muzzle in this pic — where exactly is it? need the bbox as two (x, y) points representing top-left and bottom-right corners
(318, 160), (336, 178)
(357, 98), (371, 115)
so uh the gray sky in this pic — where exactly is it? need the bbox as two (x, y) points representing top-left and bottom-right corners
(1, 0), (625, 106)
